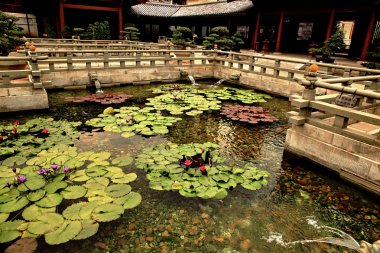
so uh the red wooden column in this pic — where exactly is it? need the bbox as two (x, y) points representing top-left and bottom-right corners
(59, 1), (65, 31)
(275, 10), (284, 52)
(325, 8), (336, 40)
(118, 7), (123, 38)
(251, 12), (260, 50)
(360, 8), (377, 60)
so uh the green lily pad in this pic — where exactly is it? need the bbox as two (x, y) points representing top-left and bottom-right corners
(0, 196), (29, 213)
(0, 213), (9, 224)
(27, 189), (46, 202)
(27, 213), (64, 235)
(91, 203), (124, 222)
(22, 204), (56, 221)
(2, 156), (27, 167)
(111, 173), (137, 184)
(35, 193), (63, 208)
(61, 185), (87, 199)
(74, 220), (99, 240)
(44, 181), (68, 194)
(122, 192), (142, 209)
(111, 156), (134, 166)
(45, 220), (82, 245)
(106, 184), (132, 198)
(0, 220), (24, 243)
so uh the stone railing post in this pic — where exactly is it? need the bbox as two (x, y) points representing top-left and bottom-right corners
(136, 51), (142, 67)
(29, 51), (43, 89)
(67, 52), (73, 70)
(103, 51), (109, 68)
(289, 64), (319, 126)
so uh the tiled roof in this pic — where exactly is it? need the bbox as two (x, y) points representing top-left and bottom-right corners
(130, 3), (180, 17)
(129, 0), (253, 18)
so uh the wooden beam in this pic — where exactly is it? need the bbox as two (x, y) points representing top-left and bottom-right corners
(118, 7), (123, 38)
(63, 4), (119, 12)
(275, 10), (284, 52)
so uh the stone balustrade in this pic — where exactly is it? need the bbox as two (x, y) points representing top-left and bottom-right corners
(286, 70), (380, 195)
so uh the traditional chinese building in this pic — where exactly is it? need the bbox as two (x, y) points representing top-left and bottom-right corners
(0, 0), (379, 60)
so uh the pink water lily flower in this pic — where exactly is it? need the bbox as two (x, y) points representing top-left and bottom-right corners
(200, 165), (206, 172)
(183, 160), (192, 166)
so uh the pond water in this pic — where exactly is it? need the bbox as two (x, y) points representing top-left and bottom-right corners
(1, 81), (379, 253)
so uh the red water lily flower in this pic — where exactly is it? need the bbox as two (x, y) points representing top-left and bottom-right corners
(201, 147), (205, 153)
(42, 128), (49, 134)
(184, 160), (192, 166)
(0, 136), (3, 141)
(12, 121), (19, 126)
(200, 165), (206, 172)
(12, 128), (17, 133)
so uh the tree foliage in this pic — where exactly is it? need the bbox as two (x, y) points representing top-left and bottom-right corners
(0, 11), (24, 56)
(308, 26), (345, 58)
(123, 26), (140, 41)
(172, 26), (194, 46)
(202, 26), (244, 51)
(88, 21), (111, 40)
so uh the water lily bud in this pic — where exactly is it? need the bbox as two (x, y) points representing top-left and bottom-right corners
(0, 136), (3, 141)
(12, 128), (17, 133)
(44, 168), (51, 174)
(200, 165), (206, 172)
(17, 175), (27, 183)
(184, 160), (192, 166)
(201, 147), (205, 153)
(42, 128), (49, 134)
(12, 166), (17, 173)
(63, 167), (70, 173)
(5, 182), (11, 187)
(37, 169), (45, 175)
(51, 164), (58, 170)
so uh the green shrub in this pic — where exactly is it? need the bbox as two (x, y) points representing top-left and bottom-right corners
(202, 26), (244, 51)
(308, 28), (345, 58)
(172, 26), (194, 46)
(0, 11), (24, 56)
(89, 21), (111, 40)
(123, 26), (140, 41)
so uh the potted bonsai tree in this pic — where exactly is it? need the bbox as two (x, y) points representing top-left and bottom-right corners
(309, 27), (345, 63)
(123, 26), (140, 41)
(172, 26), (194, 50)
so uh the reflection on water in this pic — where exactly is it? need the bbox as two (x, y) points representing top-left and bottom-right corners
(1, 82), (379, 253)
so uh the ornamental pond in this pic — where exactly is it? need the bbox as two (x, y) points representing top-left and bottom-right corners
(0, 81), (379, 253)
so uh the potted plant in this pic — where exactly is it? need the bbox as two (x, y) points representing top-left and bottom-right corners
(309, 28), (345, 63)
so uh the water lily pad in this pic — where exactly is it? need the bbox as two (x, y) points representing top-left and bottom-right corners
(88, 152), (111, 162)
(111, 156), (134, 166)
(44, 181), (68, 194)
(2, 156), (27, 167)
(0, 220), (24, 243)
(122, 192), (142, 209)
(111, 173), (137, 184)
(74, 220), (99, 240)
(106, 184), (131, 198)
(27, 213), (64, 235)
(61, 185), (87, 199)
(45, 220), (82, 245)
(26, 156), (48, 166)
(35, 193), (63, 208)
(70, 170), (90, 182)
(27, 189), (46, 202)
(0, 213), (9, 224)
(0, 196), (29, 213)
(91, 203), (124, 222)
(22, 204), (56, 221)
(85, 166), (107, 177)
(63, 202), (87, 220)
